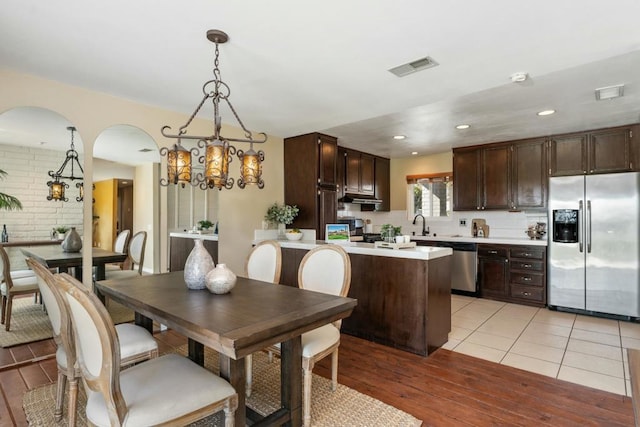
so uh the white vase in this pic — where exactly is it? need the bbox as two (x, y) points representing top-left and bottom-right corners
(61, 227), (82, 253)
(184, 239), (215, 290)
(205, 263), (237, 294)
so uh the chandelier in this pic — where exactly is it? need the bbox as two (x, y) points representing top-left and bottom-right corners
(47, 126), (84, 202)
(160, 29), (266, 190)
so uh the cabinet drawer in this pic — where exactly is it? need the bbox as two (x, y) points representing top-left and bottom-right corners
(510, 272), (544, 286)
(510, 260), (544, 272)
(510, 284), (544, 302)
(510, 248), (545, 260)
(479, 247), (508, 258)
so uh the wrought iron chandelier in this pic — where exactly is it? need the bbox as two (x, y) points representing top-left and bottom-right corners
(160, 29), (266, 190)
(47, 126), (84, 202)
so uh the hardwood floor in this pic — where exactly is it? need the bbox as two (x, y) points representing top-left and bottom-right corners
(0, 331), (634, 426)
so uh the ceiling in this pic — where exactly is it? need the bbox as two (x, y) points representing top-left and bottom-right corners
(1, 0), (640, 159)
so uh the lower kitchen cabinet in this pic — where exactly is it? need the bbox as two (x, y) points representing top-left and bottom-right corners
(169, 236), (219, 272)
(478, 244), (547, 307)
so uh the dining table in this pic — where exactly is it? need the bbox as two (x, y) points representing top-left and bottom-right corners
(21, 245), (127, 281)
(95, 271), (357, 427)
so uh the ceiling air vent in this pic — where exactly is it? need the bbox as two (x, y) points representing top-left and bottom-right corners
(388, 56), (439, 77)
(595, 84), (624, 101)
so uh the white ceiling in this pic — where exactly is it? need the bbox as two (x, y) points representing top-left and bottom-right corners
(1, 0), (640, 159)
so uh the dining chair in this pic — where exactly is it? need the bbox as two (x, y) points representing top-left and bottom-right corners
(27, 258), (159, 426)
(0, 245), (39, 331)
(243, 240), (282, 396)
(266, 244), (351, 427)
(56, 272), (238, 427)
(105, 231), (146, 280)
(105, 229), (130, 272)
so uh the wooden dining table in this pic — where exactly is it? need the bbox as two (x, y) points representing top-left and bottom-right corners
(21, 246), (127, 281)
(95, 271), (357, 427)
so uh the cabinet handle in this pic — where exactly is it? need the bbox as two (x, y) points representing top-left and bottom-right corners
(522, 253), (531, 257)
(522, 292), (531, 296)
(522, 276), (532, 281)
(488, 250), (498, 254)
(523, 264), (532, 268)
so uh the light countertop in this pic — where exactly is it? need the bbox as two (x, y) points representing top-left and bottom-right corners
(170, 232), (219, 241)
(256, 239), (453, 260)
(410, 234), (547, 246)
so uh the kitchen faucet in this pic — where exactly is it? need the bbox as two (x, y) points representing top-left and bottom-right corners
(412, 214), (429, 236)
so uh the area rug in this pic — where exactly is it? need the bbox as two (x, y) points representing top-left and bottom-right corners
(23, 346), (422, 426)
(0, 298), (135, 348)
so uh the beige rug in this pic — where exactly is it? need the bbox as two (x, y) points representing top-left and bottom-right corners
(0, 298), (135, 348)
(23, 346), (422, 426)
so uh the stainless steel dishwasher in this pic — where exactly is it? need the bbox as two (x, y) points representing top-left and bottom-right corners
(434, 241), (478, 294)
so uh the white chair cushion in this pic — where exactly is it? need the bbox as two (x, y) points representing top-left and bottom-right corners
(9, 269), (36, 279)
(272, 324), (340, 358)
(1, 275), (39, 295)
(85, 354), (236, 427)
(115, 323), (158, 360)
(105, 270), (141, 281)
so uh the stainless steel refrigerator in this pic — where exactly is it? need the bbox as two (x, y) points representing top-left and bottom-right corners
(548, 172), (640, 317)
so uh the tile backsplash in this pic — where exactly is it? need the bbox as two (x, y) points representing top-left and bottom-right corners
(339, 205), (547, 240)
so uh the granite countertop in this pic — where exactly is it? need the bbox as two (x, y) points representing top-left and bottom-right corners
(410, 234), (548, 246)
(256, 239), (453, 260)
(170, 232), (219, 241)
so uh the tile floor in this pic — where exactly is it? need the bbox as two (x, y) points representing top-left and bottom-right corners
(444, 295), (640, 397)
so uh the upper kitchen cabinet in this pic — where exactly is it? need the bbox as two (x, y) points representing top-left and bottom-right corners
(511, 138), (547, 210)
(284, 132), (338, 239)
(452, 147), (481, 210)
(337, 147), (346, 203)
(549, 125), (636, 176)
(374, 156), (390, 212)
(344, 148), (375, 195)
(454, 138), (547, 211)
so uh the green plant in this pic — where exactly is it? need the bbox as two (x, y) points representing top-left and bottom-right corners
(0, 169), (22, 211)
(198, 220), (214, 229)
(380, 224), (401, 241)
(55, 226), (69, 234)
(264, 203), (299, 225)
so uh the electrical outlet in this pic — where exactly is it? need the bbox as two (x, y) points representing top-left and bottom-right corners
(459, 219), (467, 226)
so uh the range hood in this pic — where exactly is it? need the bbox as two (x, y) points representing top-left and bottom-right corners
(340, 194), (383, 205)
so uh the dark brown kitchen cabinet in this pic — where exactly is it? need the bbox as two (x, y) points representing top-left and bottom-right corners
(549, 125), (635, 176)
(169, 237), (218, 272)
(478, 244), (546, 307)
(511, 138), (547, 209)
(344, 148), (375, 195)
(482, 144), (511, 210)
(337, 147), (346, 205)
(284, 132), (338, 239)
(478, 245), (509, 300)
(453, 147), (481, 210)
(374, 156), (390, 212)
(632, 124), (640, 171)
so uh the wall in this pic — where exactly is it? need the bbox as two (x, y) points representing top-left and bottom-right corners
(0, 142), (84, 268)
(0, 68), (285, 280)
(93, 179), (117, 250)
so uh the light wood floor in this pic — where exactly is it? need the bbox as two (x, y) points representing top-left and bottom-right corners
(0, 330), (634, 426)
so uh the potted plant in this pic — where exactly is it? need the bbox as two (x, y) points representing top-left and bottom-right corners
(380, 224), (402, 243)
(198, 220), (214, 232)
(0, 169), (22, 211)
(264, 203), (299, 236)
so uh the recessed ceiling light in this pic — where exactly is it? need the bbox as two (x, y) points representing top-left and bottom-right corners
(393, 135), (406, 140)
(411, 151), (418, 155)
(510, 72), (528, 83)
(537, 109), (556, 116)
(455, 124), (470, 130)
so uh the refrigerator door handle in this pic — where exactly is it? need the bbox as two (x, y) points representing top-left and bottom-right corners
(578, 200), (584, 253)
(586, 200), (592, 253)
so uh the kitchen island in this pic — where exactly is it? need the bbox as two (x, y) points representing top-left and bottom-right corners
(263, 239), (452, 356)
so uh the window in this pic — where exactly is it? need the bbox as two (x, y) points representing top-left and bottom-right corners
(407, 173), (452, 218)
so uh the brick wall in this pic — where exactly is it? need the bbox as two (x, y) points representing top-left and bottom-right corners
(1, 143), (83, 268)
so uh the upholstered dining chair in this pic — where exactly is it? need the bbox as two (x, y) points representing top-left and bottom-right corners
(265, 244), (351, 427)
(105, 229), (130, 272)
(105, 231), (146, 280)
(27, 258), (159, 426)
(0, 245), (39, 331)
(243, 240), (282, 396)
(56, 272), (238, 427)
